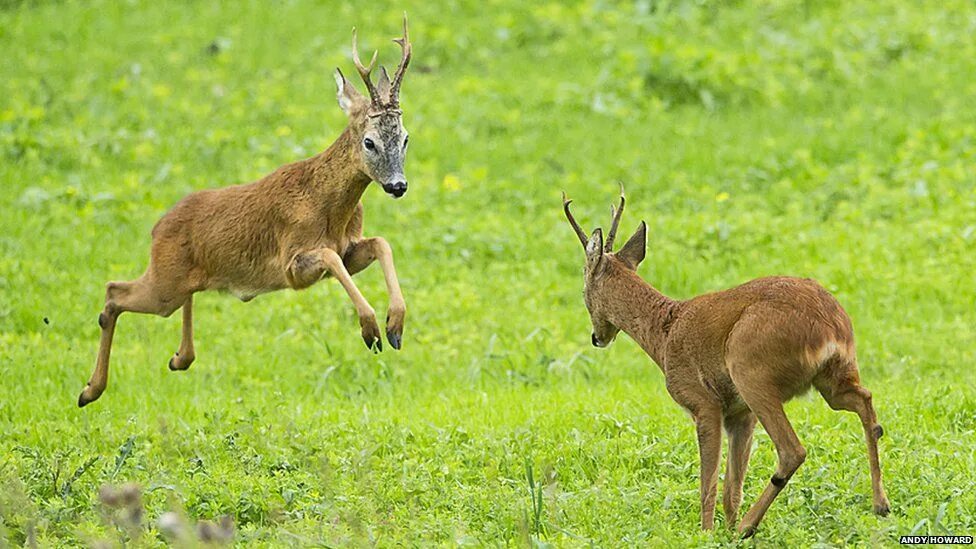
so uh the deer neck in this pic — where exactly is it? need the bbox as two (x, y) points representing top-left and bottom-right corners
(604, 270), (679, 370)
(307, 125), (373, 219)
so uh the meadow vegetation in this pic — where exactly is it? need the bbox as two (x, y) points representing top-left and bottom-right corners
(1, 0), (975, 546)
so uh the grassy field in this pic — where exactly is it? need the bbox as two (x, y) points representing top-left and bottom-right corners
(2, 0), (975, 546)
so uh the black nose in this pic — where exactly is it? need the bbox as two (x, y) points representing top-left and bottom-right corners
(383, 181), (408, 198)
(591, 333), (601, 347)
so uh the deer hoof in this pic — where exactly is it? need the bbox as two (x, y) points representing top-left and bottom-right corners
(387, 331), (402, 350)
(362, 333), (382, 353)
(78, 385), (97, 408)
(168, 352), (194, 371)
(361, 317), (383, 352)
(874, 501), (891, 516)
(738, 524), (757, 539)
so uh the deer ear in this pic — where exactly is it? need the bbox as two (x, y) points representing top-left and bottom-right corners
(586, 228), (604, 262)
(616, 221), (647, 270)
(334, 69), (367, 117)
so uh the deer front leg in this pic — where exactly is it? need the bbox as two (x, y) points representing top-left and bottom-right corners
(287, 247), (383, 351)
(723, 411), (757, 527)
(343, 237), (406, 350)
(695, 409), (723, 530)
(168, 295), (195, 371)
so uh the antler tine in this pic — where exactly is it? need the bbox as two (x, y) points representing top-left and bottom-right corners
(604, 183), (626, 252)
(389, 12), (412, 106)
(562, 192), (588, 249)
(351, 27), (381, 103)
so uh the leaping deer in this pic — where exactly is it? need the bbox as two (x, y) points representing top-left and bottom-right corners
(79, 17), (413, 407)
(562, 187), (890, 537)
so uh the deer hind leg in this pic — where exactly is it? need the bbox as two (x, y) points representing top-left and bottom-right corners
(695, 407), (723, 530)
(79, 275), (187, 407)
(723, 410), (757, 528)
(734, 390), (806, 538)
(814, 361), (890, 516)
(343, 237), (406, 350)
(168, 295), (195, 371)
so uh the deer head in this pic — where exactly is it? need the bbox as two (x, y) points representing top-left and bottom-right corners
(334, 15), (412, 198)
(563, 185), (647, 347)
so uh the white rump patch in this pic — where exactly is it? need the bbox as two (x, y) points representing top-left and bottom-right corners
(807, 339), (851, 368)
(815, 341), (839, 364)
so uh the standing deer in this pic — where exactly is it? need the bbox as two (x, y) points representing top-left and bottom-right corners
(562, 187), (890, 537)
(78, 17), (413, 407)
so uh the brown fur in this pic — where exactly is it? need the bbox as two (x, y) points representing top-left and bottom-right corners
(564, 190), (890, 537)
(79, 22), (413, 407)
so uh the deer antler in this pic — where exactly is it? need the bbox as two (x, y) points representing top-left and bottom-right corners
(605, 183), (625, 252)
(352, 27), (381, 104)
(562, 192), (588, 249)
(389, 13), (412, 107)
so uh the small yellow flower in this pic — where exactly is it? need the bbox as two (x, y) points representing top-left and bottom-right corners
(442, 174), (461, 191)
(471, 167), (488, 181)
(151, 84), (171, 98)
(133, 141), (154, 159)
(111, 77), (129, 93)
(275, 125), (292, 137)
(716, 192), (729, 202)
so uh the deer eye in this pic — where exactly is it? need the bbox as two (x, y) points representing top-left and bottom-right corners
(363, 138), (376, 151)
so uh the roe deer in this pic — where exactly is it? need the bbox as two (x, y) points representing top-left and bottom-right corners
(79, 17), (414, 407)
(562, 187), (890, 537)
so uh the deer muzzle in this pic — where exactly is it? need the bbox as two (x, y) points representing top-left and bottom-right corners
(382, 180), (408, 198)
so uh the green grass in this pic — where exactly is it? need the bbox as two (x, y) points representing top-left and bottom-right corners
(2, 0), (975, 546)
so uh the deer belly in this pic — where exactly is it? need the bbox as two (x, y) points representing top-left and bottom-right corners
(209, 261), (289, 302)
(226, 286), (264, 302)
